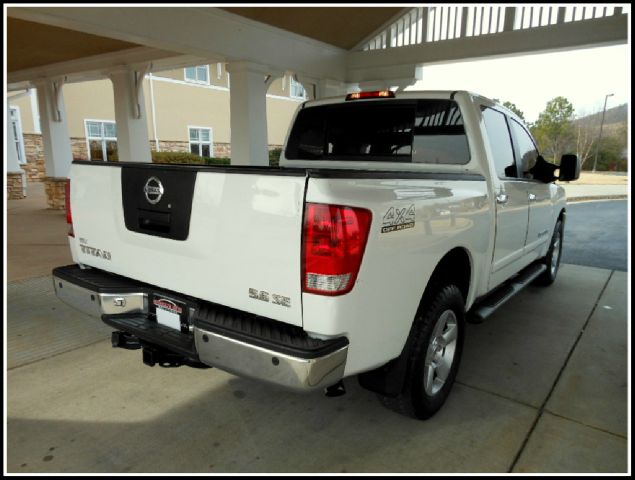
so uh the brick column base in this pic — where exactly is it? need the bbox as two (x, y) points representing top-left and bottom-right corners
(44, 177), (69, 210)
(7, 171), (26, 199)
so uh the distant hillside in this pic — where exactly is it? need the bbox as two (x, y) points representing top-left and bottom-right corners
(576, 103), (627, 126)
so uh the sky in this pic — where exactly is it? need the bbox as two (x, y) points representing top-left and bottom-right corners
(407, 44), (630, 124)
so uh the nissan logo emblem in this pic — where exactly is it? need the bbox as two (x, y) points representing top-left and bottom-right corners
(144, 177), (164, 204)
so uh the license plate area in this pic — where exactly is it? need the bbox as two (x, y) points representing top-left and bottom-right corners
(150, 293), (190, 333)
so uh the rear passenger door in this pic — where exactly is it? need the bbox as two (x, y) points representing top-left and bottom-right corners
(508, 118), (554, 260)
(481, 107), (530, 290)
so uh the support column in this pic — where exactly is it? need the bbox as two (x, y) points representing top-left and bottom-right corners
(226, 62), (282, 166)
(7, 104), (27, 199)
(109, 67), (152, 163)
(35, 78), (73, 209)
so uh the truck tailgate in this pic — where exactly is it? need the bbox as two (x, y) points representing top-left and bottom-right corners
(70, 162), (307, 327)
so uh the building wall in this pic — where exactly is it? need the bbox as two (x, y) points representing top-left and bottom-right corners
(148, 76), (231, 143)
(64, 79), (116, 138)
(9, 91), (37, 134)
(8, 64), (305, 180)
(266, 95), (301, 146)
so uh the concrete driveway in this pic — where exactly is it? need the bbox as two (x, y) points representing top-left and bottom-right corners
(6, 264), (627, 473)
(5, 183), (629, 473)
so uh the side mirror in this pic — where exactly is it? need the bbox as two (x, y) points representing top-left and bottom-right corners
(529, 155), (558, 183)
(559, 154), (581, 182)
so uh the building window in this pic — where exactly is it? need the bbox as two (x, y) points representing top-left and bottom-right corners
(290, 76), (307, 99)
(9, 106), (26, 164)
(189, 127), (213, 158)
(85, 120), (117, 161)
(184, 65), (210, 85)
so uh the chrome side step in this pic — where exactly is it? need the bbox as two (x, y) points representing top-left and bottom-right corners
(469, 263), (547, 323)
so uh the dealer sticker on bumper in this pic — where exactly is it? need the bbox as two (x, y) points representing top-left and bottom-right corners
(152, 296), (184, 331)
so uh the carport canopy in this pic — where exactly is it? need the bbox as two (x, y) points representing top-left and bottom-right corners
(6, 5), (628, 172)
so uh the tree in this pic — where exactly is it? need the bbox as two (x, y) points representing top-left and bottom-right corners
(492, 98), (526, 122)
(502, 101), (526, 122)
(592, 123), (627, 171)
(531, 96), (576, 164)
(574, 114), (598, 170)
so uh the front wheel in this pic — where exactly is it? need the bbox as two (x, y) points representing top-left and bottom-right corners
(379, 284), (465, 420)
(533, 218), (564, 286)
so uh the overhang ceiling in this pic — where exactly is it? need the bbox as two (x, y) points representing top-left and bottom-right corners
(7, 17), (141, 72)
(7, 7), (404, 78)
(221, 7), (404, 50)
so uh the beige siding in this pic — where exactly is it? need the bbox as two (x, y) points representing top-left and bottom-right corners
(266, 96), (300, 145)
(209, 63), (230, 88)
(63, 79), (116, 138)
(150, 78), (231, 143)
(152, 67), (182, 81)
(9, 92), (36, 134)
(11, 71), (301, 152)
(268, 77), (286, 97)
(154, 63), (229, 88)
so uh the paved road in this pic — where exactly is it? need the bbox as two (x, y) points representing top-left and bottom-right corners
(562, 200), (627, 272)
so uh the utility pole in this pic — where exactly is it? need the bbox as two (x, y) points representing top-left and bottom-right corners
(592, 93), (614, 172)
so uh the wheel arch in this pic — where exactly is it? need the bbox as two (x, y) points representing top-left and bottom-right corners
(421, 247), (473, 308)
(358, 246), (473, 397)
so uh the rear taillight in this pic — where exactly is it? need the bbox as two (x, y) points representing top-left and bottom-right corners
(302, 203), (372, 296)
(65, 179), (74, 237)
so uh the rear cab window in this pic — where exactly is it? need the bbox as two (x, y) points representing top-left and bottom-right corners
(285, 99), (470, 165)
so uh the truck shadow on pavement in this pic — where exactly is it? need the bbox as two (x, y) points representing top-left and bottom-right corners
(7, 264), (626, 473)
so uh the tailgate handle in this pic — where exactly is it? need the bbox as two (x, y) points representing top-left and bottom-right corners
(138, 209), (171, 234)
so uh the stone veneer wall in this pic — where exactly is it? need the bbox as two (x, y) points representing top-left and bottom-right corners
(44, 177), (69, 210)
(152, 140), (189, 153)
(152, 140), (232, 159)
(17, 135), (283, 183)
(22, 133), (46, 182)
(7, 172), (26, 200)
(21, 134), (88, 182)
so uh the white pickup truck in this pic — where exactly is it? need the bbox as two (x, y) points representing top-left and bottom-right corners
(53, 90), (580, 419)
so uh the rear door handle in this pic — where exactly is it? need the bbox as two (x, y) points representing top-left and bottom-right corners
(528, 193), (537, 202)
(496, 193), (509, 204)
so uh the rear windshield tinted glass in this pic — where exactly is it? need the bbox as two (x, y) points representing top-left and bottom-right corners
(285, 99), (470, 165)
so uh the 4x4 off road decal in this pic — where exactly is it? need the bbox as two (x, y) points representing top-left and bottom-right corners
(382, 205), (416, 234)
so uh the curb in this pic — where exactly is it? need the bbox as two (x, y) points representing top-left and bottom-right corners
(566, 195), (628, 203)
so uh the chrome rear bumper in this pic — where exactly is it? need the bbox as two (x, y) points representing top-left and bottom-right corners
(52, 266), (347, 392)
(194, 328), (347, 392)
(53, 274), (148, 317)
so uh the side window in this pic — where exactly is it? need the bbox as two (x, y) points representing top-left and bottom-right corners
(481, 107), (517, 178)
(509, 119), (539, 178)
(184, 65), (210, 85)
(189, 127), (213, 158)
(412, 100), (470, 165)
(285, 106), (325, 159)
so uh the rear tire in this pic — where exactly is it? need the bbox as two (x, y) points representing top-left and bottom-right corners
(533, 219), (563, 286)
(378, 284), (465, 420)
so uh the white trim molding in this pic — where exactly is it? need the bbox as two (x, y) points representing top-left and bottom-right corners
(149, 74), (305, 103)
(9, 106), (27, 165)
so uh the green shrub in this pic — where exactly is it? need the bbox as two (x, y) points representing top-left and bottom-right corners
(109, 149), (284, 167)
(204, 157), (231, 166)
(269, 148), (282, 167)
(151, 151), (207, 164)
